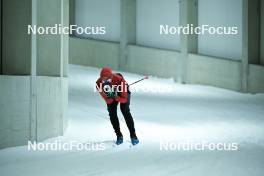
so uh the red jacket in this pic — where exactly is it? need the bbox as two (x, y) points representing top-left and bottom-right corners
(96, 74), (128, 104)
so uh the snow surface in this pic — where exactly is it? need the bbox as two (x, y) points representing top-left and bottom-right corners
(1, 64), (264, 176)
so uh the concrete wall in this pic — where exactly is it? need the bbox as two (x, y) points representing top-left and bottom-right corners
(69, 37), (119, 69)
(69, 40), (180, 78)
(136, 0), (180, 51)
(0, 76), (30, 148)
(37, 77), (68, 141)
(62, 78), (68, 132)
(187, 54), (264, 93)
(68, 0), (264, 93)
(68, 38), (264, 93)
(75, 0), (120, 42)
(248, 64), (264, 93)
(68, 39), (181, 78)
(198, 0), (242, 60)
(261, 0), (264, 65)
(0, 76), (68, 149)
(2, 0), (31, 75)
(187, 54), (242, 91)
(126, 45), (180, 78)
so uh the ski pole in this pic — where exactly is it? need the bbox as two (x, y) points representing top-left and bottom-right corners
(129, 76), (149, 86)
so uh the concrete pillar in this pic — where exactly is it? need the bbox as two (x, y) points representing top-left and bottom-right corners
(61, 0), (69, 78)
(31, 0), (67, 141)
(37, 0), (62, 76)
(179, 0), (198, 83)
(248, 0), (260, 64)
(261, 0), (264, 65)
(0, 0), (69, 147)
(2, 0), (31, 75)
(119, 0), (136, 71)
(33, 0), (69, 140)
(69, 0), (75, 25)
(0, 0), (2, 74)
(30, 0), (37, 142)
(60, 0), (69, 134)
(242, 0), (249, 92)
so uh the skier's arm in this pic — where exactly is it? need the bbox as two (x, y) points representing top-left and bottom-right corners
(99, 89), (114, 104)
(115, 79), (128, 103)
(96, 80), (114, 104)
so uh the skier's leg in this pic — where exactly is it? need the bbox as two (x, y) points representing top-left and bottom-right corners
(107, 101), (122, 137)
(120, 94), (137, 139)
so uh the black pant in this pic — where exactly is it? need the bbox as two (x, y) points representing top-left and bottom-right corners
(107, 94), (137, 138)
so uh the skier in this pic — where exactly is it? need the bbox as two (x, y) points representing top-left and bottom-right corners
(96, 67), (139, 145)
